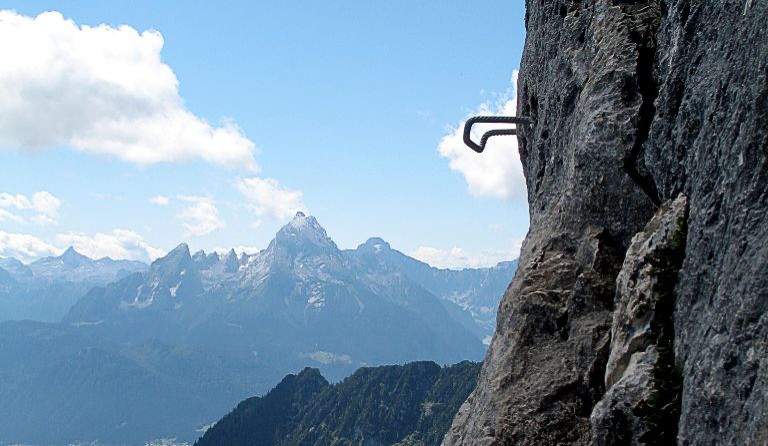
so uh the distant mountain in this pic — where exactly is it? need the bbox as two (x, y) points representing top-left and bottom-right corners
(195, 360), (481, 446)
(348, 237), (517, 343)
(0, 266), (15, 287)
(0, 247), (147, 322)
(0, 213), (513, 445)
(64, 213), (488, 379)
(1, 246), (147, 285)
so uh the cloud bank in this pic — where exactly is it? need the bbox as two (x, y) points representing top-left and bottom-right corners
(0, 10), (258, 170)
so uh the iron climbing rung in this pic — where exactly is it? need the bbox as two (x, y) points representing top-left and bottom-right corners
(463, 115), (531, 153)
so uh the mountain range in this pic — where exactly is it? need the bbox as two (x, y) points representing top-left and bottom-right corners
(195, 360), (481, 446)
(0, 247), (147, 322)
(0, 212), (516, 445)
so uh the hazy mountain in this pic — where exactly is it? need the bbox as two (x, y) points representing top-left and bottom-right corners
(348, 237), (517, 343)
(0, 248), (147, 322)
(0, 213), (513, 445)
(64, 213), (486, 379)
(195, 360), (481, 446)
(1, 246), (147, 285)
(0, 266), (15, 287)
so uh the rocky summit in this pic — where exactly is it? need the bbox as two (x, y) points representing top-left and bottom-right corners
(443, 0), (767, 445)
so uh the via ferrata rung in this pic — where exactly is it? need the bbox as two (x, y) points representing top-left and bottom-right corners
(463, 116), (531, 153)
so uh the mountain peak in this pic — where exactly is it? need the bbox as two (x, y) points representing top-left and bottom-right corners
(265, 213), (340, 261)
(365, 237), (391, 251)
(169, 243), (190, 256)
(287, 211), (319, 230)
(279, 213), (332, 242)
(59, 246), (90, 265)
(354, 238), (393, 257)
(223, 249), (240, 273)
(151, 243), (191, 269)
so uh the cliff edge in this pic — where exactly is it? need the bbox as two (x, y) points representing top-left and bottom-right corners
(444, 0), (766, 444)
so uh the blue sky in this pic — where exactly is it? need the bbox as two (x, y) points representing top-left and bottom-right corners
(0, 1), (529, 268)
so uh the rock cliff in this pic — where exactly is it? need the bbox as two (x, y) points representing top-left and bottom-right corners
(443, 0), (766, 444)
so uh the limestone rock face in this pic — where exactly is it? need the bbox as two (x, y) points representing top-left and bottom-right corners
(644, 1), (768, 444)
(590, 347), (657, 446)
(443, 1), (660, 444)
(603, 195), (687, 390)
(443, 0), (767, 443)
(591, 194), (688, 445)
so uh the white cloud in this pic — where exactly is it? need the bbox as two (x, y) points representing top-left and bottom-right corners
(30, 214), (57, 226)
(0, 230), (62, 261)
(409, 242), (522, 270)
(234, 177), (306, 220)
(0, 11), (258, 171)
(56, 229), (164, 261)
(176, 195), (224, 237)
(0, 228), (163, 262)
(150, 195), (170, 205)
(438, 71), (526, 201)
(0, 208), (25, 224)
(0, 191), (61, 224)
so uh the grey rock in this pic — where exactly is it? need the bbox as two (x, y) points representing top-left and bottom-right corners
(444, 0), (767, 443)
(443, 1), (660, 444)
(590, 346), (657, 446)
(643, 1), (768, 444)
(604, 194), (687, 390)
(591, 195), (688, 445)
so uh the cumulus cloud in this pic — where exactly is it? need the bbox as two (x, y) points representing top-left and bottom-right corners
(56, 229), (165, 261)
(0, 191), (61, 225)
(149, 195), (170, 206)
(0, 11), (258, 170)
(409, 241), (522, 270)
(0, 230), (62, 261)
(438, 71), (526, 201)
(234, 177), (306, 220)
(176, 195), (224, 237)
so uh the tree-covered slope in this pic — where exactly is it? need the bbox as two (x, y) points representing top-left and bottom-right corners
(195, 360), (481, 446)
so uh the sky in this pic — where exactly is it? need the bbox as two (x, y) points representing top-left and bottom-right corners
(0, 1), (529, 269)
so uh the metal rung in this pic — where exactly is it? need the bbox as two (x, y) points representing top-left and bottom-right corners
(463, 116), (531, 153)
